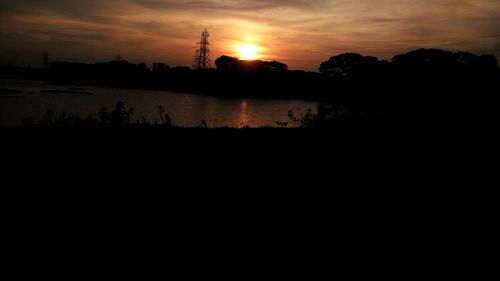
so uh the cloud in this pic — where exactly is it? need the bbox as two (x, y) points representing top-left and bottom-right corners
(134, 0), (325, 11)
(0, 0), (499, 70)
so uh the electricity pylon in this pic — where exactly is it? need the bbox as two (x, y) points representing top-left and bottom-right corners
(194, 28), (211, 69)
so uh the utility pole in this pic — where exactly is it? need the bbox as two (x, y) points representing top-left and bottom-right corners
(41, 51), (50, 71)
(194, 28), (211, 69)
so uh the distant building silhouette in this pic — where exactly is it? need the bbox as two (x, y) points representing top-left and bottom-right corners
(153, 63), (167, 73)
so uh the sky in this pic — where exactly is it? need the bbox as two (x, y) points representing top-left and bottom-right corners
(1, 0), (499, 71)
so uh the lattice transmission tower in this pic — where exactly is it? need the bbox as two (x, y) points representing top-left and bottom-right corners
(194, 28), (211, 69)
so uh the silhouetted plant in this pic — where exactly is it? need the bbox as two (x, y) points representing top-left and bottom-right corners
(276, 121), (290, 128)
(137, 114), (147, 125)
(286, 105), (341, 128)
(287, 109), (314, 128)
(239, 120), (251, 128)
(200, 120), (208, 128)
(40, 110), (55, 126)
(21, 117), (34, 127)
(158, 105), (172, 127)
(22, 102), (176, 129)
(98, 107), (111, 125)
(109, 102), (133, 126)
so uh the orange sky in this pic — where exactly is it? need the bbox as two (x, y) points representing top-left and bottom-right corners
(1, 0), (499, 71)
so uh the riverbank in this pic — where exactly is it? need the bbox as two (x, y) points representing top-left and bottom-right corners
(0, 66), (332, 102)
(1, 116), (467, 150)
(0, 76), (321, 127)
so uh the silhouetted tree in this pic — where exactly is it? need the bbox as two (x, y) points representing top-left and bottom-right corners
(319, 53), (380, 78)
(215, 56), (239, 71)
(453, 52), (498, 74)
(137, 63), (150, 72)
(392, 49), (455, 75)
(455, 52), (479, 68)
(264, 61), (288, 72)
(477, 55), (498, 71)
(215, 56), (288, 73)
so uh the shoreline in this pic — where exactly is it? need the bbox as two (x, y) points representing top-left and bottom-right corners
(0, 69), (332, 103)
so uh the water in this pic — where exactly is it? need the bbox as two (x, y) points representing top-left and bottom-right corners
(0, 76), (319, 127)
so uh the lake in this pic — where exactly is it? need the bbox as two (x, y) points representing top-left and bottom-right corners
(0, 76), (320, 127)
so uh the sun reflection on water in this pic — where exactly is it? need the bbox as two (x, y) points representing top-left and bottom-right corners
(238, 99), (251, 128)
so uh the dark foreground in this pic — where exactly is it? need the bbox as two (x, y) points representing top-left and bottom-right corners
(3, 122), (492, 216)
(1, 119), (487, 163)
(2, 123), (495, 279)
(2, 48), (497, 277)
(2, 123), (494, 213)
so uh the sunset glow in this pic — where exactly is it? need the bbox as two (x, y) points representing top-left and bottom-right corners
(0, 1), (499, 70)
(238, 45), (259, 60)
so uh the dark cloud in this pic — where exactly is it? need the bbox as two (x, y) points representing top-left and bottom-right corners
(134, 0), (324, 11)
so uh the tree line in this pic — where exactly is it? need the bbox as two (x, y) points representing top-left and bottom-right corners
(2, 48), (498, 119)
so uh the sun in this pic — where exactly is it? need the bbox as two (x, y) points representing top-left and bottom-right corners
(238, 45), (259, 60)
